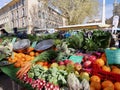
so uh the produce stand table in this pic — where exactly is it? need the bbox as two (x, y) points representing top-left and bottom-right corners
(0, 65), (33, 90)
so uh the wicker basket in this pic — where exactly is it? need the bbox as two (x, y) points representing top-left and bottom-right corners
(105, 48), (120, 64)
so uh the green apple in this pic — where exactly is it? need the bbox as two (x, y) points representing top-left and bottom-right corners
(79, 72), (90, 81)
(50, 63), (59, 68)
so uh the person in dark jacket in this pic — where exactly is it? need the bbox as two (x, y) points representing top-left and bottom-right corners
(13, 27), (27, 39)
(117, 33), (120, 48)
(0, 29), (9, 36)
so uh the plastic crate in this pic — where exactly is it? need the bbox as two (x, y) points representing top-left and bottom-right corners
(91, 63), (120, 82)
(105, 49), (120, 64)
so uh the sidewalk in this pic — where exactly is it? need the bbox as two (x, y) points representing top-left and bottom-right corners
(0, 72), (22, 90)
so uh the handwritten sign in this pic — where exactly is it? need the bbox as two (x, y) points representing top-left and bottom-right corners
(69, 55), (83, 63)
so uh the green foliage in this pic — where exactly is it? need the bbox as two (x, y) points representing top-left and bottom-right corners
(32, 50), (58, 63)
(27, 34), (40, 42)
(66, 32), (84, 50)
(84, 37), (98, 51)
(28, 65), (68, 86)
(84, 30), (112, 51)
(92, 30), (112, 48)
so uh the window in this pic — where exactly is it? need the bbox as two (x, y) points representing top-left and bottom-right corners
(38, 11), (41, 18)
(22, 8), (24, 17)
(22, 0), (24, 5)
(17, 10), (19, 18)
(16, 2), (18, 7)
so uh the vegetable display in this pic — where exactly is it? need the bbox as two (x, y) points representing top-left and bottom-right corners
(1, 30), (120, 90)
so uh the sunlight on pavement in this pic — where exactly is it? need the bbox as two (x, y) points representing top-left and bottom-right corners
(0, 87), (3, 90)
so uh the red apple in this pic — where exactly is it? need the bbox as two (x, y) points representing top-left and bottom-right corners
(83, 60), (92, 68)
(74, 63), (82, 71)
(83, 55), (89, 62)
(88, 55), (97, 62)
(63, 60), (71, 65)
(58, 61), (65, 65)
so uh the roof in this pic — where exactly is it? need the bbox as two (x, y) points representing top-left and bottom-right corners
(55, 23), (111, 30)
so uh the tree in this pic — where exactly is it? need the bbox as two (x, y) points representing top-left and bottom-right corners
(51, 0), (99, 25)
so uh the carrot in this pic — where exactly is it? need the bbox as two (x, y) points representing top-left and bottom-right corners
(16, 62), (32, 79)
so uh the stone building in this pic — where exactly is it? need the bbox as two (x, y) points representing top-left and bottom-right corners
(113, 0), (120, 16)
(0, 0), (66, 34)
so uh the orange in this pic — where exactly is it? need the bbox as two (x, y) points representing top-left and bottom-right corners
(36, 61), (44, 66)
(90, 86), (96, 90)
(14, 62), (21, 68)
(102, 65), (111, 72)
(8, 57), (12, 62)
(90, 81), (101, 90)
(27, 47), (34, 52)
(114, 82), (120, 90)
(90, 75), (101, 82)
(43, 61), (49, 66)
(30, 56), (34, 60)
(35, 52), (39, 56)
(101, 53), (107, 62)
(112, 68), (120, 74)
(103, 87), (114, 90)
(29, 51), (35, 56)
(95, 58), (105, 67)
(102, 80), (114, 89)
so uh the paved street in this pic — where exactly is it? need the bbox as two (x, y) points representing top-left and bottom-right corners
(0, 72), (22, 90)
(0, 72), (13, 90)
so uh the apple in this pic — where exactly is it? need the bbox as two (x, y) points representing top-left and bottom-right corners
(88, 55), (97, 62)
(79, 72), (90, 81)
(50, 63), (58, 68)
(58, 65), (66, 70)
(63, 60), (73, 65)
(74, 63), (82, 71)
(58, 61), (65, 66)
(83, 55), (89, 62)
(83, 60), (92, 68)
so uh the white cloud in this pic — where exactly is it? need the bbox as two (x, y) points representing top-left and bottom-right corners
(105, 4), (113, 19)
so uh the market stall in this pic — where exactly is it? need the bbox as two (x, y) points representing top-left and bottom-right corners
(0, 30), (120, 90)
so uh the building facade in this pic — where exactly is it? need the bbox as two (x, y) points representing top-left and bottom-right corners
(113, 0), (120, 16)
(0, 0), (66, 34)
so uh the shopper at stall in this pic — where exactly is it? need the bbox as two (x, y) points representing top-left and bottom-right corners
(13, 27), (27, 39)
(117, 33), (120, 48)
(0, 29), (9, 36)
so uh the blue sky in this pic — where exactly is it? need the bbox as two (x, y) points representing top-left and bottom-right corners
(0, 0), (119, 19)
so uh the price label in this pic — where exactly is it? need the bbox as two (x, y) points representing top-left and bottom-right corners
(69, 55), (83, 63)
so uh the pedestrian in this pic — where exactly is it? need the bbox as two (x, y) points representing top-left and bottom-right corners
(0, 29), (9, 36)
(117, 33), (120, 48)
